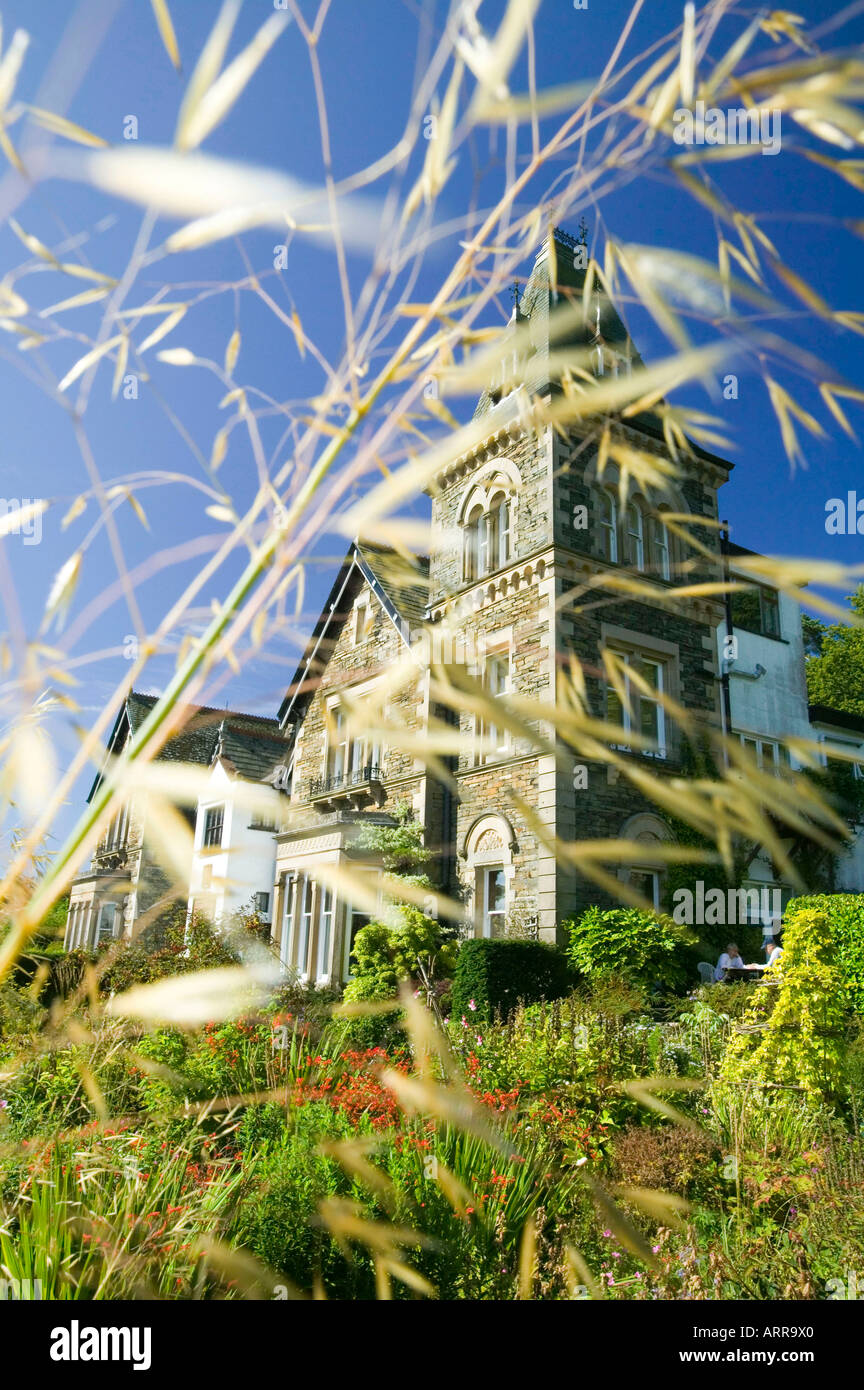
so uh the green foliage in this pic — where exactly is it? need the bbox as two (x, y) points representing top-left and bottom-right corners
(99, 906), (238, 995)
(804, 586), (864, 718)
(354, 802), (433, 880)
(449, 938), (571, 1022)
(785, 893), (864, 1013)
(566, 906), (695, 993)
(720, 910), (849, 1102)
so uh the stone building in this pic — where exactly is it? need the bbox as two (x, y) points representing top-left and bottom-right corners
(63, 693), (284, 950)
(65, 228), (863, 974)
(266, 228), (734, 977)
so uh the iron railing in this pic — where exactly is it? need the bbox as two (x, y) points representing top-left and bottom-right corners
(309, 763), (382, 798)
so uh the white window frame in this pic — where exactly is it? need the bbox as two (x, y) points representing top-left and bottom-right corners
(353, 594), (372, 646)
(599, 490), (618, 563)
(202, 804), (225, 848)
(625, 501), (645, 572)
(316, 886), (334, 981)
(476, 644), (511, 765)
(606, 650), (668, 760)
(481, 866), (507, 937)
(95, 902), (117, 946)
(652, 514), (671, 581)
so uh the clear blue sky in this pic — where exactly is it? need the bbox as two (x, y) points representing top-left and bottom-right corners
(1, 0), (862, 863)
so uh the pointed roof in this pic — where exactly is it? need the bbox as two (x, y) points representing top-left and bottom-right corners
(474, 226), (732, 474)
(87, 693), (283, 801)
(212, 718), (289, 782)
(277, 541), (429, 728)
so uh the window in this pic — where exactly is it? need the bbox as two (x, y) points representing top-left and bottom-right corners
(353, 595), (373, 645)
(464, 508), (482, 581)
(203, 804), (224, 848)
(254, 890), (270, 918)
(464, 494), (512, 582)
(325, 701), (381, 789)
(103, 802), (129, 850)
(605, 653), (668, 758)
(316, 887), (334, 980)
(482, 868), (507, 937)
(628, 868), (660, 910)
(95, 902), (117, 945)
(280, 872), (297, 968)
(731, 586), (781, 638)
(624, 501), (645, 571)
(652, 514), (671, 581)
(477, 648), (510, 763)
(488, 496), (511, 570)
(739, 734), (789, 772)
(599, 490), (618, 563)
(295, 876), (314, 977)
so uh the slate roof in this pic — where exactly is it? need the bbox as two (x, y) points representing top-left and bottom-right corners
(88, 693), (283, 800)
(277, 542), (430, 727)
(214, 721), (290, 781)
(356, 543), (430, 627)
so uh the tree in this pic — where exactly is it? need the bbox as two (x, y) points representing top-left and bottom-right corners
(803, 587), (864, 718)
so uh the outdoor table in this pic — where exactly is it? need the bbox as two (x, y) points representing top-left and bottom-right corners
(723, 965), (766, 982)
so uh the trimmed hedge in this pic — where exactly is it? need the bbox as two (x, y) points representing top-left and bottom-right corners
(785, 893), (864, 1014)
(449, 939), (571, 1021)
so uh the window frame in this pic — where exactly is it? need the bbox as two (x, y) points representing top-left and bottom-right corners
(476, 644), (512, 765)
(202, 804), (225, 849)
(599, 489), (618, 563)
(605, 649), (668, 760)
(624, 500), (645, 571)
(481, 866), (507, 937)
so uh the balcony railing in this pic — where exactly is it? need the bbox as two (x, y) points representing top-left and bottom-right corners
(309, 763), (382, 799)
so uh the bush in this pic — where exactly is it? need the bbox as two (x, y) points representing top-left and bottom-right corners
(565, 907), (695, 993)
(720, 909), (849, 1103)
(785, 893), (864, 1014)
(449, 939), (571, 1021)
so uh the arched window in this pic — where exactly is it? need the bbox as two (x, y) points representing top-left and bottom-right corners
(488, 494), (511, 570)
(599, 490), (618, 563)
(625, 501), (645, 571)
(652, 512), (671, 581)
(464, 507), (482, 581)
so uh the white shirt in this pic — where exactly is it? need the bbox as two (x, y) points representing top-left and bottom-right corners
(715, 952), (744, 981)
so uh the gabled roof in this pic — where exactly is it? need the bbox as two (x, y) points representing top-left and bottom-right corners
(87, 692), (282, 801)
(213, 719), (289, 782)
(278, 541), (429, 728)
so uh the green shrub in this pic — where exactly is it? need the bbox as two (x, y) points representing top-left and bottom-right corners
(785, 893), (864, 1014)
(720, 909), (849, 1102)
(449, 938), (571, 1021)
(565, 907), (695, 993)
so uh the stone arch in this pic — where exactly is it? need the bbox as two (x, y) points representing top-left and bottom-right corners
(462, 814), (519, 938)
(456, 456), (522, 525)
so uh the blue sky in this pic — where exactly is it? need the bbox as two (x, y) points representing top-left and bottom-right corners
(0, 0), (863, 861)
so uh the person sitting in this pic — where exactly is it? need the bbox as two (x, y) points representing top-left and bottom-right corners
(714, 942), (745, 981)
(763, 934), (784, 969)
